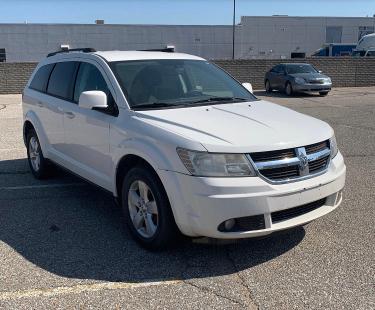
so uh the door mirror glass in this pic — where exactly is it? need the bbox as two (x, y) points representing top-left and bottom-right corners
(79, 91), (108, 110)
(242, 82), (253, 94)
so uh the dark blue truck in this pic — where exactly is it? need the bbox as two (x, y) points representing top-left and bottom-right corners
(312, 44), (357, 57)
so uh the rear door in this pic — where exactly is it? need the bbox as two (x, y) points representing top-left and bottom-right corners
(62, 60), (117, 190)
(44, 61), (80, 160)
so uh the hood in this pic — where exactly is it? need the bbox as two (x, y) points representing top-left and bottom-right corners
(290, 73), (329, 80)
(134, 100), (333, 153)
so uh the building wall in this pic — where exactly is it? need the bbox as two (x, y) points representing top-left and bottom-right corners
(238, 16), (375, 59)
(1, 58), (375, 94)
(0, 24), (234, 62)
(215, 57), (375, 89)
(0, 16), (374, 62)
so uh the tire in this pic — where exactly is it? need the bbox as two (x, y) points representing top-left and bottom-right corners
(26, 129), (51, 179)
(285, 82), (293, 96)
(121, 165), (181, 250)
(319, 91), (329, 96)
(265, 80), (272, 93)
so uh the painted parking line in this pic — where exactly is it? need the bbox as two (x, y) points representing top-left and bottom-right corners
(0, 183), (85, 191)
(0, 279), (181, 300)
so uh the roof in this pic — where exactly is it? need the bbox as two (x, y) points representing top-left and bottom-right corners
(93, 51), (205, 62)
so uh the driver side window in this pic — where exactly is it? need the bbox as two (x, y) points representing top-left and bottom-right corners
(74, 62), (114, 105)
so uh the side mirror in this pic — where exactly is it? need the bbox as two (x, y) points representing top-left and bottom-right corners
(242, 82), (253, 94)
(318, 70), (323, 73)
(79, 91), (108, 110)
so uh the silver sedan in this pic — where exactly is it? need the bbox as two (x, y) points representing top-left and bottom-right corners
(265, 63), (332, 96)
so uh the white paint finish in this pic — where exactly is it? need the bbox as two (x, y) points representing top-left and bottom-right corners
(94, 51), (205, 62)
(78, 91), (108, 110)
(23, 92), (65, 157)
(22, 51), (346, 239)
(135, 100), (333, 153)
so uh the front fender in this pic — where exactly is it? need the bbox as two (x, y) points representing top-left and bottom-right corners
(111, 137), (186, 195)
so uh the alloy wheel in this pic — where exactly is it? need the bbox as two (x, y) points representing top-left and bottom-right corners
(128, 180), (159, 238)
(29, 136), (41, 172)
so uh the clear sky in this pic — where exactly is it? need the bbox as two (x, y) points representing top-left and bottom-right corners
(0, 0), (374, 25)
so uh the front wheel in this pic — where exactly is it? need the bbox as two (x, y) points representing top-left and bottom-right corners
(121, 166), (181, 250)
(285, 82), (293, 96)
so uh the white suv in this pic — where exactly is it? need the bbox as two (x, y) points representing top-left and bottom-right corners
(22, 48), (346, 250)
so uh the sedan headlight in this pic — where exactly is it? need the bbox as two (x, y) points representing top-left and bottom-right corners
(330, 135), (338, 158)
(325, 77), (332, 84)
(177, 148), (256, 177)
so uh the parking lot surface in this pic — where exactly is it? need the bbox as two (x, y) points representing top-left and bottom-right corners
(0, 88), (374, 309)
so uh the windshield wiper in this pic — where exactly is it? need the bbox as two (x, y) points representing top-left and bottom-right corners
(132, 97), (249, 110)
(189, 97), (248, 105)
(132, 102), (184, 110)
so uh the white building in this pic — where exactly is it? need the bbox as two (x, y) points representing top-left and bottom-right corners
(0, 16), (374, 62)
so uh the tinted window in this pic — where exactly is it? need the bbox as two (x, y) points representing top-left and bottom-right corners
(47, 61), (79, 100)
(29, 64), (55, 92)
(74, 62), (111, 102)
(272, 65), (284, 74)
(286, 64), (317, 74)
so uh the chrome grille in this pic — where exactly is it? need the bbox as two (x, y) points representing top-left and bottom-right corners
(249, 140), (331, 183)
(309, 79), (325, 84)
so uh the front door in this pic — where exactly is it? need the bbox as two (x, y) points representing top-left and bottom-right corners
(62, 61), (116, 190)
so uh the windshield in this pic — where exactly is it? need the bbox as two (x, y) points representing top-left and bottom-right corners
(286, 64), (318, 74)
(110, 59), (256, 109)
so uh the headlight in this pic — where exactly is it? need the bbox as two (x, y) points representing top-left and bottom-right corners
(295, 77), (305, 84)
(325, 78), (332, 84)
(330, 135), (338, 158)
(177, 148), (256, 177)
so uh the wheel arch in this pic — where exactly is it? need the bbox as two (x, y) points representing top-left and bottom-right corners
(115, 153), (158, 200)
(23, 112), (49, 156)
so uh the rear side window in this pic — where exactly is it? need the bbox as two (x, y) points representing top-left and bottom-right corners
(73, 62), (112, 102)
(47, 61), (79, 100)
(29, 64), (55, 92)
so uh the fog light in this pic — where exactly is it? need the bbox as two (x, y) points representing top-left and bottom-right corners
(224, 219), (236, 231)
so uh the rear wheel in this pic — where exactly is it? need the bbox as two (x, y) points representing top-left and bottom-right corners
(285, 82), (293, 96)
(26, 129), (51, 179)
(265, 80), (272, 93)
(319, 91), (329, 96)
(121, 165), (181, 250)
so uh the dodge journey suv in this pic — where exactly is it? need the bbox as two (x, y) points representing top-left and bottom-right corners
(22, 48), (346, 250)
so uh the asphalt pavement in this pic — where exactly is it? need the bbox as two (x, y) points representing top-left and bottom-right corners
(0, 88), (374, 309)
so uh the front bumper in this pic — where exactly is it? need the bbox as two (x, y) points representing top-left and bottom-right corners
(293, 82), (332, 92)
(159, 152), (346, 238)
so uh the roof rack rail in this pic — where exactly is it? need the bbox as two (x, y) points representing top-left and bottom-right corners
(47, 48), (96, 57)
(139, 46), (175, 53)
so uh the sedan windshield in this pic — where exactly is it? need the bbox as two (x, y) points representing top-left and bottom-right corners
(110, 59), (256, 109)
(286, 64), (318, 74)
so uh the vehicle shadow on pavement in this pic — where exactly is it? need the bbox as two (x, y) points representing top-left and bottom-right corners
(0, 158), (305, 283)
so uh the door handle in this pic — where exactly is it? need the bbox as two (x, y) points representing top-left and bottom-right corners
(64, 111), (75, 119)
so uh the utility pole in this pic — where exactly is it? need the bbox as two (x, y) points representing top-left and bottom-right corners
(232, 0), (236, 59)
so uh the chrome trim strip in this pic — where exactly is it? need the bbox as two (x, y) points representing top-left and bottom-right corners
(254, 157), (300, 170)
(307, 148), (330, 161)
(248, 142), (331, 185)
